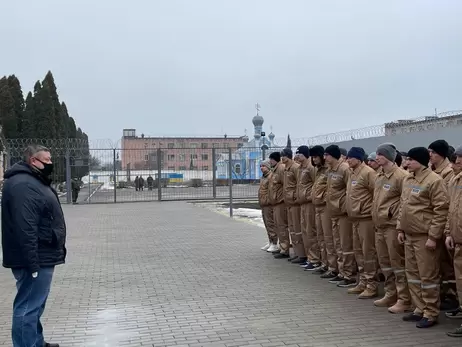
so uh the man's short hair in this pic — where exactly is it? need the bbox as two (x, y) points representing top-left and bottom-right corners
(23, 145), (50, 162)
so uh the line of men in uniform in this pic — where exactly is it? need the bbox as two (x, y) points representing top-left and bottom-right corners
(258, 139), (462, 337)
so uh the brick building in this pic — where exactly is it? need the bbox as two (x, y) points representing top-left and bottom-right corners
(120, 129), (248, 171)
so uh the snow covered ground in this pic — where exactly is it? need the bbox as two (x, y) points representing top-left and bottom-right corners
(198, 202), (264, 228)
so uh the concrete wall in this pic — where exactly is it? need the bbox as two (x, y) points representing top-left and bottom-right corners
(321, 127), (462, 153)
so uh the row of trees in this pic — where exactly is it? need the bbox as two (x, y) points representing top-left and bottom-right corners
(0, 71), (90, 181)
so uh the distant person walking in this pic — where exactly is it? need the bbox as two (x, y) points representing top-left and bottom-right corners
(71, 177), (80, 204)
(1, 145), (66, 347)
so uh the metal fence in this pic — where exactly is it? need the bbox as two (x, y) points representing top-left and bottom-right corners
(3, 139), (277, 204)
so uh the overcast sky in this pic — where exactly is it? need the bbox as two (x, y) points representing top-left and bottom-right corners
(2, 0), (462, 145)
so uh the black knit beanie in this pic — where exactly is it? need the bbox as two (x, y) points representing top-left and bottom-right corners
(347, 147), (365, 161)
(310, 145), (324, 158)
(296, 145), (310, 158)
(325, 145), (341, 160)
(428, 139), (449, 158)
(340, 148), (348, 157)
(269, 152), (281, 162)
(408, 147), (430, 167)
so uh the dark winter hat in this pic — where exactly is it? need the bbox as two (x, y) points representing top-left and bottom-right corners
(395, 152), (403, 167)
(280, 147), (293, 159)
(310, 145), (324, 158)
(324, 145), (341, 160)
(408, 147), (430, 167)
(455, 145), (462, 157)
(296, 145), (310, 158)
(428, 139), (450, 158)
(376, 143), (397, 162)
(269, 152), (281, 162)
(340, 148), (348, 157)
(347, 147), (366, 161)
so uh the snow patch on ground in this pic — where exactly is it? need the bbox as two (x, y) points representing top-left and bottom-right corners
(198, 203), (264, 228)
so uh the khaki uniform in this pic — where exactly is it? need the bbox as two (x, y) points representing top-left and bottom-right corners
(312, 165), (331, 270)
(397, 167), (449, 320)
(372, 165), (411, 305)
(445, 172), (462, 312)
(433, 158), (456, 296)
(259, 171), (277, 244)
(284, 160), (305, 258)
(326, 160), (355, 279)
(269, 162), (290, 254)
(346, 162), (378, 291)
(297, 160), (319, 262)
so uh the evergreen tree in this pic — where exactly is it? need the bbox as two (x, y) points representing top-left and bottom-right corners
(0, 77), (18, 138)
(22, 92), (36, 138)
(6, 75), (25, 135)
(286, 134), (292, 149)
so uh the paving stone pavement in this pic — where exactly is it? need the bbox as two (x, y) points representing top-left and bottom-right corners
(0, 201), (460, 347)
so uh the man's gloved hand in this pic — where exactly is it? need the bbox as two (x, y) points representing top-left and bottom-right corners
(32, 272), (38, 278)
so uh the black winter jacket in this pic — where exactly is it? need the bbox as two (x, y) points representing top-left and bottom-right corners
(1, 162), (67, 272)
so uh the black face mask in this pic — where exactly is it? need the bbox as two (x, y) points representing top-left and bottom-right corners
(34, 159), (54, 177)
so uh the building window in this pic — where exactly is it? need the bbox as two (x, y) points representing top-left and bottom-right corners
(167, 154), (175, 161)
(190, 143), (198, 149)
(190, 154), (198, 160)
(213, 143), (220, 148)
(178, 142), (185, 148)
(237, 143), (243, 149)
(223, 143), (229, 148)
(179, 166), (187, 170)
(191, 166), (198, 170)
(168, 143), (175, 149)
(202, 166), (209, 170)
(201, 154), (209, 160)
(201, 143), (208, 149)
(144, 154), (149, 161)
(234, 164), (241, 174)
(179, 154), (185, 161)
(167, 166), (175, 171)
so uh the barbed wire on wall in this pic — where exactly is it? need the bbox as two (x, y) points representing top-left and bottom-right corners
(272, 110), (462, 147)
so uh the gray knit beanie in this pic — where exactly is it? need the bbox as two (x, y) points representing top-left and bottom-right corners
(455, 145), (462, 157)
(376, 143), (397, 162)
(367, 152), (377, 161)
(260, 160), (272, 170)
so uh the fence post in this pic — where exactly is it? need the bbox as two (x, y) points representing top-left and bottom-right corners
(65, 148), (71, 204)
(157, 148), (162, 201)
(262, 147), (266, 161)
(228, 147), (233, 218)
(212, 147), (217, 198)
(113, 149), (117, 203)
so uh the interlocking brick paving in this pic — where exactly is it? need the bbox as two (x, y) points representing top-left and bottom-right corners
(0, 202), (459, 346)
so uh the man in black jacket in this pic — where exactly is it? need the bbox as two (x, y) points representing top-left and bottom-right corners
(1, 145), (66, 347)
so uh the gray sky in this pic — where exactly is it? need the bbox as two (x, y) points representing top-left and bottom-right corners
(2, 0), (462, 145)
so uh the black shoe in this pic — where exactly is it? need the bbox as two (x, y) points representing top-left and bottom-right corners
(271, 249), (281, 254)
(288, 255), (298, 262)
(320, 271), (337, 279)
(336, 278), (356, 288)
(292, 257), (307, 264)
(312, 266), (327, 274)
(402, 313), (423, 322)
(45, 343), (60, 347)
(274, 253), (290, 259)
(441, 296), (460, 312)
(329, 275), (345, 284)
(447, 326), (462, 337)
(416, 317), (437, 328)
(445, 307), (462, 319)
(304, 262), (321, 271)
